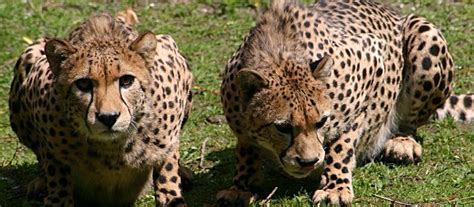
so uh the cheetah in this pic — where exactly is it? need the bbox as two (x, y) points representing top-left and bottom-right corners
(218, 0), (471, 205)
(9, 11), (192, 206)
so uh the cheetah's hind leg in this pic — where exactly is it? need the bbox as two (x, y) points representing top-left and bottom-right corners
(381, 15), (455, 165)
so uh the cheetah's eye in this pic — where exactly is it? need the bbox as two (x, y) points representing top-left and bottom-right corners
(274, 121), (293, 134)
(75, 78), (93, 92)
(119, 75), (135, 89)
(315, 116), (328, 129)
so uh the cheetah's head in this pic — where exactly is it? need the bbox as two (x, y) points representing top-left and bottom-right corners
(237, 56), (333, 178)
(45, 32), (156, 141)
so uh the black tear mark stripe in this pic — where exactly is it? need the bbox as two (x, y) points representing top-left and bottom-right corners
(119, 88), (132, 123)
(85, 88), (94, 132)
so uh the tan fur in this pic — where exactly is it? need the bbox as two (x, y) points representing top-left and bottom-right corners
(222, 1), (334, 183)
(219, 0), (458, 205)
(10, 12), (192, 206)
(433, 94), (473, 124)
(116, 8), (139, 25)
(242, 1), (307, 69)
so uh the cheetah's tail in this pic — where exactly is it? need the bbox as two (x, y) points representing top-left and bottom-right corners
(431, 93), (473, 124)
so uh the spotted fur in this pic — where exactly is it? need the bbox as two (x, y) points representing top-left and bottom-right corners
(432, 94), (473, 124)
(218, 0), (465, 205)
(9, 12), (192, 206)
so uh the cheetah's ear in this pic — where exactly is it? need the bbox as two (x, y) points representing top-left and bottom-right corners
(116, 8), (139, 25)
(130, 32), (157, 62)
(310, 55), (333, 80)
(45, 38), (77, 75)
(236, 69), (269, 104)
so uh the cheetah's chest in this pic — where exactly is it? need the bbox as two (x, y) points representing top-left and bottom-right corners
(72, 161), (152, 206)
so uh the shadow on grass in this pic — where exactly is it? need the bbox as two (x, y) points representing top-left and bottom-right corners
(184, 148), (322, 205)
(0, 149), (321, 206)
(0, 163), (41, 207)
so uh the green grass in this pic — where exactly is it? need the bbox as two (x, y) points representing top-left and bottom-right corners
(0, 0), (472, 206)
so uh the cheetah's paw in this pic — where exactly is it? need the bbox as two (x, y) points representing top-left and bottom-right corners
(312, 185), (353, 206)
(383, 136), (422, 164)
(216, 187), (255, 207)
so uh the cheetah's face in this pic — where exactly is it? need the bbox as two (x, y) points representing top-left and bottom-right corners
(45, 33), (157, 141)
(237, 56), (334, 178)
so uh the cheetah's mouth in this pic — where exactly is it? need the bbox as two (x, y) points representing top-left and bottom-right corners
(279, 159), (320, 179)
(283, 166), (315, 178)
(101, 130), (120, 135)
(91, 129), (128, 141)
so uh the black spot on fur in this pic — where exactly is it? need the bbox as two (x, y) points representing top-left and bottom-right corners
(450, 95), (459, 106)
(418, 25), (430, 33)
(423, 81), (432, 91)
(432, 97), (442, 105)
(169, 189), (177, 196)
(326, 155), (333, 165)
(170, 176), (178, 183)
(459, 111), (466, 121)
(169, 198), (186, 207)
(59, 178), (68, 187)
(429, 45), (440, 56)
(347, 149), (354, 157)
(47, 165), (56, 176)
(158, 175), (167, 184)
(376, 68), (383, 77)
(342, 156), (351, 164)
(165, 163), (173, 171)
(422, 57), (431, 70)
(464, 96), (472, 108)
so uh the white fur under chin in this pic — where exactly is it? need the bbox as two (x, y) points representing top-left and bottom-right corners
(92, 131), (128, 141)
(86, 123), (137, 142)
(282, 163), (322, 179)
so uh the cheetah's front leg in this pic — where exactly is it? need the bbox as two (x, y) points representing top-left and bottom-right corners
(153, 150), (186, 207)
(42, 159), (74, 207)
(216, 141), (262, 207)
(313, 119), (364, 205)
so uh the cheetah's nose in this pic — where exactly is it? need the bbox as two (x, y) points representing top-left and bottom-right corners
(296, 157), (319, 168)
(96, 112), (120, 129)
